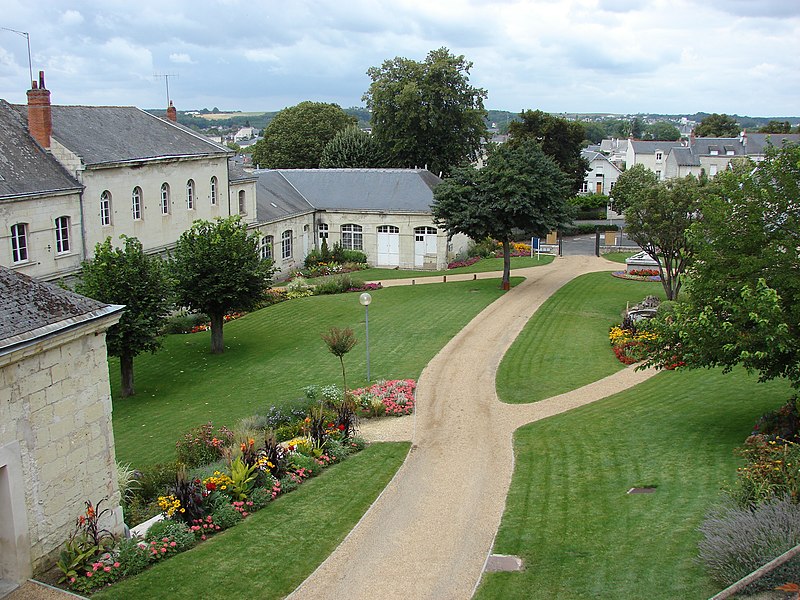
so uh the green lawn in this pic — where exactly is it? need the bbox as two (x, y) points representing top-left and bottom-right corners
(477, 368), (792, 600)
(497, 271), (664, 403)
(113, 278), (519, 468)
(358, 255), (554, 281)
(94, 442), (409, 600)
(602, 251), (637, 264)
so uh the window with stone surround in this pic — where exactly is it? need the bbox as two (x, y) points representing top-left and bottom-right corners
(54, 216), (70, 254)
(100, 191), (112, 226)
(10, 223), (28, 263)
(131, 187), (142, 220)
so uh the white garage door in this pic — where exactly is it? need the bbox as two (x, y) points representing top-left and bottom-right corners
(414, 226), (437, 268)
(377, 225), (400, 266)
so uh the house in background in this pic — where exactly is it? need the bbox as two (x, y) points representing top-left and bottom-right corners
(254, 168), (468, 276)
(0, 267), (124, 588)
(580, 149), (622, 196)
(625, 140), (685, 179)
(1, 72), (255, 281)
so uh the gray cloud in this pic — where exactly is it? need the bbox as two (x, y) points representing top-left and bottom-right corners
(0, 0), (797, 116)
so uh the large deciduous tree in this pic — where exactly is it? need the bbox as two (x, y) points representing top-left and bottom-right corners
(363, 47), (487, 176)
(76, 236), (172, 397)
(432, 140), (572, 290)
(694, 113), (740, 137)
(609, 163), (660, 214)
(507, 109), (589, 193)
(624, 175), (703, 300)
(645, 144), (800, 386)
(319, 126), (386, 168)
(251, 101), (356, 169)
(171, 216), (273, 354)
(643, 121), (682, 141)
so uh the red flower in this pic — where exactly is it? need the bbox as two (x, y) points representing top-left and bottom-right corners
(338, 424), (346, 431)
(206, 481), (216, 491)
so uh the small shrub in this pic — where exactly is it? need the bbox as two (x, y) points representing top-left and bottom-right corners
(144, 519), (196, 553)
(249, 484), (275, 510)
(114, 537), (150, 578)
(313, 273), (362, 295)
(287, 452), (317, 475)
(136, 462), (180, 503)
(324, 438), (351, 463)
(753, 397), (800, 442)
(211, 503), (243, 530)
(175, 422), (233, 467)
(698, 496), (800, 592)
(275, 422), (304, 442)
(162, 312), (208, 334)
(116, 462), (140, 504)
(122, 495), (160, 528)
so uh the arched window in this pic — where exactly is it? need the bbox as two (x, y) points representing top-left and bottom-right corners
(54, 216), (71, 254)
(10, 223), (28, 263)
(131, 186), (142, 220)
(160, 183), (170, 215)
(341, 224), (363, 250)
(238, 190), (247, 214)
(186, 179), (195, 210)
(210, 176), (217, 206)
(100, 191), (112, 226)
(260, 235), (273, 260)
(281, 230), (292, 259)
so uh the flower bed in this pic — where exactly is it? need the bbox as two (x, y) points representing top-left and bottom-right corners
(56, 378), (417, 594)
(189, 312), (245, 333)
(447, 256), (481, 269)
(611, 270), (661, 282)
(350, 379), (416, 417)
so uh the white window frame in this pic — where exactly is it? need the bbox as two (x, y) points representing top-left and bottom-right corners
(341, 224), (363, 250)
(260, 235), (273, 260)
(579, 181), (589, 193)
(10, 223), (28, 263)
(186, 179), (195, 210)
(54, 216), (70, 254)
(318, 223), (329, 243)
(210, 176), (217, 206)
(655, 151), (663, 161)
(281, 230), (292, 259)
(100, 191), (112, 226)
(132, 186), (142, 221)
(161, 183), (170, 215)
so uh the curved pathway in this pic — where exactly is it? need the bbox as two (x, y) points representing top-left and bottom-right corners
(289, 255), (658, 600)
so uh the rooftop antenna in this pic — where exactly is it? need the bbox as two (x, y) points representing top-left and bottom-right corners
(153, 72), (178, 106)
(1, 27), (33, 87)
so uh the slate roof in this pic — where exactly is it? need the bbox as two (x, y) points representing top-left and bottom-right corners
(0, 100), (81, 199)
(228, 158), (257, 183)
(255, 169), (442, 223)
(0, 266), (123, 352)
(691, 137), (744, 156)
(668, 147), (701, 166)
(629, 140), (685, 154)
(12, 104), (231, 166)
(743, 133), (800, 155)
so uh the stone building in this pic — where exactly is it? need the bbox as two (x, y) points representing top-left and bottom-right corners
(1, 72), (255, 282)
(0, 267), (124, 587)
(254, 168), (468, 276)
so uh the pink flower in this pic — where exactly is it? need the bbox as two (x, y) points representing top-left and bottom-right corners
(86, 572), (93, 578)
(201, 535), (207, 540)
(161, 547), (167, 553)
(104, 566), (111, 572)
(113, 562), (120, 568)
(170, 541), (176, 547)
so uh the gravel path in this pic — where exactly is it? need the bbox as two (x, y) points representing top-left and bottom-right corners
(289, 255), (659, 600)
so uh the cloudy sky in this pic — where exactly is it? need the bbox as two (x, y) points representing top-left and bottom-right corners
(1, 0), (798, 117)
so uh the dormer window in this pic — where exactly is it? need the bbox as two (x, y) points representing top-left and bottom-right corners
(655, 151), (663, 161)
(709, 146), (719, 156)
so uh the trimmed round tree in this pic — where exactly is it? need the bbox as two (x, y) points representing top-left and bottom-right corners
(76, 235), (172, 397)
(171, 216), (273, 354)
(433, 139), (572, 290)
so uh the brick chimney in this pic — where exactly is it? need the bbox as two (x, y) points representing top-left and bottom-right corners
(27, 71), (52, 149)
(166, 100), (177, 122)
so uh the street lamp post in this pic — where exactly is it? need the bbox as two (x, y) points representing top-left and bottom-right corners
(359, 292), (372, 382)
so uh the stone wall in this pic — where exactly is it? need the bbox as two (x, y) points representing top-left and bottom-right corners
(0, 322), (123, 577)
